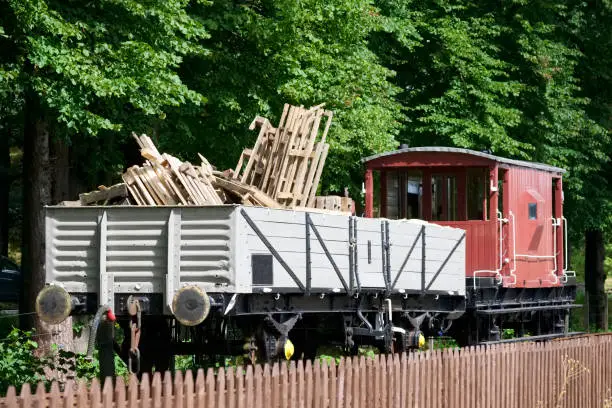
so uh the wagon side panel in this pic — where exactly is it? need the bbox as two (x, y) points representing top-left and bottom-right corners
(240, 207), (351, 292)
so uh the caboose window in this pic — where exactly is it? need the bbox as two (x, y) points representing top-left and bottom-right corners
(383, 170), (422, 220)
(528, 203), (537, 219)
(431, 175), (458, 221)
(467, 168), (488, 220)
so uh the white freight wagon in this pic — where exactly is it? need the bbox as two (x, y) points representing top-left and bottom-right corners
(38, 204), (466, 362)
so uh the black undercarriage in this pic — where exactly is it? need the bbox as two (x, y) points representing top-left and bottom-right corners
(80, 278), (574, 374)
(70, 276), (579, 375)
(449, 277), (579, 345)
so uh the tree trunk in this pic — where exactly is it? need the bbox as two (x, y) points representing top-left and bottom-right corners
(19, 100), (49, 328)
(20, 97), (74, 358)
(51, 136), (70, 204)
(0, 126), (9, 257)
(584, 229), (608, 331)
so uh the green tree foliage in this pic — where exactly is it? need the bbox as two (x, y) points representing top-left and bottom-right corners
(0, 328), (51, 395)
(567, 0), (612, 235)
(1, 0), (209, 185)
(374, 0), (610, 234)
(180, 0), (404, 198)
(4, 0), (207, 133)
(374, 1), (527, 154)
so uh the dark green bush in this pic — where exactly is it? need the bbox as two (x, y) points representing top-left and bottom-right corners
(0, 328), (53, 395)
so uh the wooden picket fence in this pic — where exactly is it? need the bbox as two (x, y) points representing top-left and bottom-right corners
(2, 333), (612, 408)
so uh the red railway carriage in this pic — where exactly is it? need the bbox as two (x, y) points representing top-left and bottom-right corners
(362, 147), (577, 343)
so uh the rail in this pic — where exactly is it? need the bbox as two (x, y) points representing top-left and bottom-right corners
(508, 211), (517, 286)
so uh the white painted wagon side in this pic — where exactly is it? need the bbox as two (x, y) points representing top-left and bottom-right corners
(45, 206), (240, 314)
(240, 207), (352, 292)
(386, 220), (465, 296)
(45, 205), (466, 314)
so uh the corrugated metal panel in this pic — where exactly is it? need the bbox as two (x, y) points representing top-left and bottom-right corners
(45, 208), (100, 293)
(179, 207), (235, 292)
(46, 206), (237, 298)
(241, 207), (351, 291)
(106, 208), (167, 294)
(354, 217), (384, 288)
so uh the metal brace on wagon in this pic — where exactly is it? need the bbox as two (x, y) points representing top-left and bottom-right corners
(127, 295), (141, 374)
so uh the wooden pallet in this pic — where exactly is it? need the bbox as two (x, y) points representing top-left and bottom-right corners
(119, 134), (287, 210)
(69, 103), (357, 215)
(78, 183), (129, 205)
(121, 134), (225, 206)
(233, 104), (334, 208)
(312, 195), (355, 214)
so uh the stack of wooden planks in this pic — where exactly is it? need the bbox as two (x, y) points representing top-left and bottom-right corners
(233, 103), (333, 208)
(312, 196), (355, 213)
(121, 134), (225, 206)
(64, 103), (357, 215)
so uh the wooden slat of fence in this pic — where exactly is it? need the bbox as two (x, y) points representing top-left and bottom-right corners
(463, 347), (469, 408)
(217, 367), (226, 408)
(254, 364), (263, 408)
(305, 360), (313, 408)
(287, 362), (296, 408)
(91, 379), (102, 408)
(479, 346), (485, 408)
(358, 357), (365, 408)
(591, 338), (598, 406)
(226, 366), (235, 408)
(162, 372), (172, 408)
(348, 357), (356, 408)
(521, 343), (528, 408)
(4, 385), (16, 408)
(297, 359), (305, 408)
(585, 340), (592, 408)
(281, 360), (289, 408)
(417, 351), (424, 408)
(235, 366), (244, 408)
(529, 343), (535, 408)
(334, 359), (342, 408)
(490, 345), (497, 408)
(270, 363), (279, 408)
(328, 359), (337, 408)
(183, 370), (193, 408)
(504, 345), (510, 408)
(463, 347), (469, 407)
(446, 349), (454, 408)
(601, 339), (609, 405)
(373, 355), (380, 408)
(426, 351), (431, 407)
(572, 341), (580, 408)
(244, 366), (253, 408)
